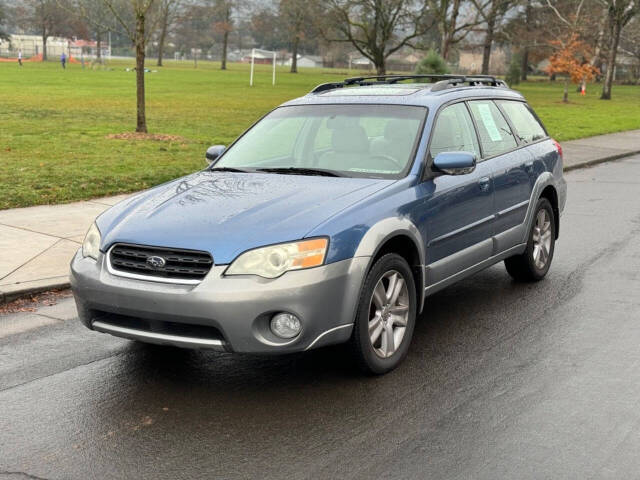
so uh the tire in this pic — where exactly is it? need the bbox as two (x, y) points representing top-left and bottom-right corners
(350, 253), (417, 375)
(505, 197), (556, 282)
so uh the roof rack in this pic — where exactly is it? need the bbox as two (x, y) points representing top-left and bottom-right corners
(310, 74), (508, 94)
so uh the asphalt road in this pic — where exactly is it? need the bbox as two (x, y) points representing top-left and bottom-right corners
(2, 156), (640, 480)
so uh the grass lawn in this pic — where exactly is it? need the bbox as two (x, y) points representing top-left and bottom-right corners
(1, 59), (639, 210)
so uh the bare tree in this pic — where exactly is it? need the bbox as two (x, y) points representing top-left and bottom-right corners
(173, 2), (214, 57)
(545, 0), (585, 24)
(23, 0), (71, 60)
(250, 4), (286, 51)
(430, 0), (481, 60)
(102, 0), (159, 132)
(502, 0), (538, 80)
(213, 0), (233, 70)
(598, 0), (638, 99)
(279, 0), (317, 73)
(324, 0), (433, 75)
(0, 1), (10, 40)
(74, 0), (116, 64)
(590, 7), (608, 71)
(620, 16), (640, 79)
(471, 0), (514, 75)
(520, 0), (533, 80)
(156, 0), (180, 66)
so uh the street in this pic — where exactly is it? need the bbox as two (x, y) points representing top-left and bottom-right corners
(2, 155), (640, 480)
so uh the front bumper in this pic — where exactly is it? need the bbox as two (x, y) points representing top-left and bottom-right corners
(70, 250), (369, 353)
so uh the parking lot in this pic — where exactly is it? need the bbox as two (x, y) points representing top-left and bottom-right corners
(2, 156), (640, 480)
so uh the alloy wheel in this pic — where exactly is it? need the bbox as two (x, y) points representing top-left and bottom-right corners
(532, 209), (552, 270)
(368, 270), (410, 358)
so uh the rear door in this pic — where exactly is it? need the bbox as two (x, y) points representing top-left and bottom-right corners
(422, 102), (494, 286)
(467, 99), (528, 253)
(496, 99), (550, 190)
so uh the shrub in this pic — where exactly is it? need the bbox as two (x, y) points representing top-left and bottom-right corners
(505, 54), (522, 86)
(415, 50), (449, 75)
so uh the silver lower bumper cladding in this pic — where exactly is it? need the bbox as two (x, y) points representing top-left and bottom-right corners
(92, 320), (227, 351)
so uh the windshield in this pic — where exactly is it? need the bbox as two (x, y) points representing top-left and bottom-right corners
(214, 104), (427, 178)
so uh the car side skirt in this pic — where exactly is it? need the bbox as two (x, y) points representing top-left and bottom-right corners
(424, 243), (527, 297)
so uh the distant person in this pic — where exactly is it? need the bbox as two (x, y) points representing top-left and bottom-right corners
(18, 50), (22, 66)
(60, 52), (66, 69)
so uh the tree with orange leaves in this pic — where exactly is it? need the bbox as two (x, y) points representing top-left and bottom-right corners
(546, 34), (600, 103)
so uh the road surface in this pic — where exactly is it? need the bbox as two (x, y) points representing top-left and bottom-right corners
(2, 156), (640, 479)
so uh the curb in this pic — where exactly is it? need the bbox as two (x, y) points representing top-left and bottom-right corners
(1, 280), (71, 305)
(563, 150), (640, 172)
(1, 150), (639, 306)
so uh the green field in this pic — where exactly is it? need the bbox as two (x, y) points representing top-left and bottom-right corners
(1, 60), (639, 210)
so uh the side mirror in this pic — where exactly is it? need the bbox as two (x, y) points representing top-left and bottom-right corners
(432, 152), (476, 176)
(205, 145), (226, 164)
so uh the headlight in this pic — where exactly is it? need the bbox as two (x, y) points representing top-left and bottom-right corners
(82, 222), (101, 260)
(225, 238), (328, 278)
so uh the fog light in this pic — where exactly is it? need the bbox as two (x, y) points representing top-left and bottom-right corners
(270, 313), (301, 339)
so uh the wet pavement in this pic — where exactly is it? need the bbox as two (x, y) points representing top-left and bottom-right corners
(2, 156), (640, 480)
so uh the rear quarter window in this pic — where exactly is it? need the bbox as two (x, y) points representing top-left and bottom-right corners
(497, 100), (547, 144)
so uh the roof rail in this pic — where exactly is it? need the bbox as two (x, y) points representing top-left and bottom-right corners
(310, 74), (508, 94)
(430, 75), (508, 91)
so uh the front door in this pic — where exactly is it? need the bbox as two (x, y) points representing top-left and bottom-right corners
(419, 102), (495, 287)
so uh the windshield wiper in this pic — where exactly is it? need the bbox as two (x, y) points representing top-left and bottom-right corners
(256, 167), (344, 177)
(209, 166), (253, 173)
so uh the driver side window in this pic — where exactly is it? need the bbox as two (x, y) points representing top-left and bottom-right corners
(430, 103), (480, 159)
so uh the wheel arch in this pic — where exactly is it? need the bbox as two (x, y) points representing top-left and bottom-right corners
(539, 185), (560, 239)
(354, 218), (426, 313)
(521, 172), (559, 244)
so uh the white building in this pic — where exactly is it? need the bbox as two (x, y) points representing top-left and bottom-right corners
(349, 55), (373, 69)
(285, 54), (323, 68)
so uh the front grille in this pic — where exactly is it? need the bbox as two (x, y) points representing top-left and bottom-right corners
(109, 243), (213, 281)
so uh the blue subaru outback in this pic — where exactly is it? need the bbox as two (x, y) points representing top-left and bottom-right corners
(71, 75), (567, 374)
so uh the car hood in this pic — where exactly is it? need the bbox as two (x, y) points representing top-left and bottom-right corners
(98, 171), (391, 264)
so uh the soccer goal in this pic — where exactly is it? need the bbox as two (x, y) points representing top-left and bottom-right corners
(249, 48), (277, 87)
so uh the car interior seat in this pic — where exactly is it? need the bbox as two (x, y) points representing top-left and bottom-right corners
(370, 119), (415, 165)
(318, 121), (370, 172)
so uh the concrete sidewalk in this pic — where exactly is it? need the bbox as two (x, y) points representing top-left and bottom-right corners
(0, 194), (131, 303)
(562, 129), (640, 171)
(1, 129), (639, 303)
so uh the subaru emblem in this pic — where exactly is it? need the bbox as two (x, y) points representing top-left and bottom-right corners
(146, 255), (166, 268)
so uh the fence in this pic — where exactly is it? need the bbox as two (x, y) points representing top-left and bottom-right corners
(0, 38), (72, 59)
(0, 35), (110, 60)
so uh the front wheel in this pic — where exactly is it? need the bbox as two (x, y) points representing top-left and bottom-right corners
(350, 253), (417, 375)
(505, 197), (556, 282)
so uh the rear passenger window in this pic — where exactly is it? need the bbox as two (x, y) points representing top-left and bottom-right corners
(468, 100), (517, 157)
(497, 101), (546, 144)
(430, 103), (480, 159)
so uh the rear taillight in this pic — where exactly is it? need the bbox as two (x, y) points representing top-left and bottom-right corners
(552, 139), (563, 158)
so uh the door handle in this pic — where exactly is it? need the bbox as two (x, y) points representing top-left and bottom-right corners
(478, 176), (491, 192)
